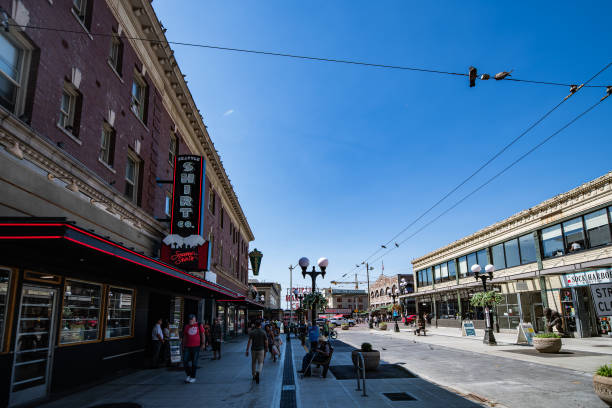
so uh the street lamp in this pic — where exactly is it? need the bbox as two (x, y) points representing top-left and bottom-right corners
(387, 288), (400, 332)
(296, 292), (304, 324)
(471, 263), (496, 345)
(300, 257), (328, 325)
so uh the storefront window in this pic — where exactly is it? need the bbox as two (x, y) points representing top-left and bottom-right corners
(440, 263), (448, 282)
(477, 249), (488, 271)
(458, 256), (468, 277)
(492, 244), (505, 270)
(217, 305), (226, 335)
(426, 267), (432, 285)
(105, 287), (134, 339)
(447, 260), (456, 280)
(228, 306), (236, 335)
(542, 224), (564, 258)
(585, 209), (611, 248)
(559, 289), (577, 332)
(434, 264), (441, 283)
(466, 253), (477, 275)
(563, 217), (585, 253)
(0, 267), (12, 350)
(519, 233), (537, 264)
(495, 294), (520, 330)
(504, 239), (520, 268)
(60, 280), (102, 344)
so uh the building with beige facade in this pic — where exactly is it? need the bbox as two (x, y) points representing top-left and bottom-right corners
(410, 171), (612, 337)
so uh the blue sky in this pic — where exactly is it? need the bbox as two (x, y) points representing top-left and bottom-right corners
(152, 1), (612, 307)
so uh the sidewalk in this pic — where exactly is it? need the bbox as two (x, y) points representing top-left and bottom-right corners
(38, 337), (284, 408)
(368, 324), (612, 373)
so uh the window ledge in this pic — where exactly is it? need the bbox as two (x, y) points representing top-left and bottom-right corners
(107, 60), (124, 83)
(71, 9), (94, 40)
(98, 157), (117, 174)
(56, 124), (82, 145)
(130, 109), (149, 132)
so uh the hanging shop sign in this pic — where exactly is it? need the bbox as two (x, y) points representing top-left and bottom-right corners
(563, 268), (612, 288)
(249, 248), (263, 276)
(161, 155), (209, 271)
(590, 283), (612, 318)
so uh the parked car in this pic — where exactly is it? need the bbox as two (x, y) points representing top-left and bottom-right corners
(346, 318), (356, 326)
(330, 318), (347, 326)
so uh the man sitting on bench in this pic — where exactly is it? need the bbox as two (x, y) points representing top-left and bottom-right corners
(297, 335), (331, 376)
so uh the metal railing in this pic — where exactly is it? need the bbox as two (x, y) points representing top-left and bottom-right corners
(354, 352), (367, 397)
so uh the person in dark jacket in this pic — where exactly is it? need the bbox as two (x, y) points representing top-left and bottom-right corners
(211, 318), (223, 360)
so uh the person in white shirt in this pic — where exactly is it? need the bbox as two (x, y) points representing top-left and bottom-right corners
(151, 318), (164, 367)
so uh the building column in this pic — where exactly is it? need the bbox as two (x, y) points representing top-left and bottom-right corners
(457, 290), (462, 320)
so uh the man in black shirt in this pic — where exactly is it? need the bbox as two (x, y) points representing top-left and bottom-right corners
(246, 320), (268, 384)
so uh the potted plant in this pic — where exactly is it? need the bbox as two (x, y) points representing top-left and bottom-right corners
(341, 323), (349, 330)
(351, 342), (380, 371)
(379, 322), (388, 330)
(594, 364), (612, 406)
(533, 332), (562, 353)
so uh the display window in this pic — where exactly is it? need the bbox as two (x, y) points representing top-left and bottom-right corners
(105, 287), (135, 339)
(0, 266), (15, 352)
(559, 289), (577, 332)
(59, 280), (102, 345)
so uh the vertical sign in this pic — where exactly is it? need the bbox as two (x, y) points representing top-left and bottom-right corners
(590, 283), (612, 317)
(161, 155), (208, 271)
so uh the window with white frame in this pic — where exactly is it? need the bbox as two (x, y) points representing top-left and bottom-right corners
(99, 123), (115, 166)
(108, 33), (123, 75)
(105, 287), (134, 339)
(130, 74), (147, 122)
(60, 280), (102, 344)
(0, 267), (13, 351)
(0, 31), (29, 114)
(208, 189), (216, 214)
(58, 83), (81, 135)
(72, 0), (92, 30)
(124, 151), (140, 203)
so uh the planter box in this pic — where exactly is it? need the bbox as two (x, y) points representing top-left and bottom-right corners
(351, 350), (380, 371)
(594, 375), (612, 407)
(379, 324), (388, 331)
(533, 337), (562, 353)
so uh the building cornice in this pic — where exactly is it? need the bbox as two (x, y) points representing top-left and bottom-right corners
(412, 171), (612, 268)
(109, 0), (254, 241)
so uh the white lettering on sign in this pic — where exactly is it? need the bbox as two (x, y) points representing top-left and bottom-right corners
(563, 268), (612, 287)
(590, 283), (612, 318)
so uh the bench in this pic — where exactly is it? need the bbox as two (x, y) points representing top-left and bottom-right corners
(310, 347), (334, 378)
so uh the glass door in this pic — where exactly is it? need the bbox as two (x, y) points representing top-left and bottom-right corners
(10, 285), (58, 406)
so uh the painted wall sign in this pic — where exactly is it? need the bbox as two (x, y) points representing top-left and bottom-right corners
(590, 283), (612, 318)
(563, 268), (612, 288)
(161, 155), (208, 271)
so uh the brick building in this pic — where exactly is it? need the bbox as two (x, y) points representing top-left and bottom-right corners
(369, 274), (415, 317)
(0, 1), (261, 406)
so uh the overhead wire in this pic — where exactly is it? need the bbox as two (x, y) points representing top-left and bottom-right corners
(338, 61), (612, 279)
(9, 23), (608, 88)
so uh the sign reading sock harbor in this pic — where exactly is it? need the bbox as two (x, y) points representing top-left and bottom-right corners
(161, 155), (209, 271)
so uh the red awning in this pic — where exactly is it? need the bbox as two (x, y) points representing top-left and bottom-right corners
(333, 314), (344, 318)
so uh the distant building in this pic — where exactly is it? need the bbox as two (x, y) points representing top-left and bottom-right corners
(250, 280), (283, 320)
(370, 274), (415, 316)
(323, 288), (369, 314)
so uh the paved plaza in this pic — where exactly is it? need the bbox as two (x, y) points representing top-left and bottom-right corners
(32, 324), (612, 407)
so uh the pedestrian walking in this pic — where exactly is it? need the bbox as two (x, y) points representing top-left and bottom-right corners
(182, 314), (205, 383)
(211, 317), (222, 360)
(203, 320), (211, 350)
(151, 317), (164, 367)
(246, 320), (268, 384)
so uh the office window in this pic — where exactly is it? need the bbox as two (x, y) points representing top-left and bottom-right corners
(169, 133), (178, 165)
(434, 264), (441, 283)
(208, 189), (216, 214)
(519, 233), (537, 264)
(467, 252), (477, 275)
(585, 209), (611, 248)
(108, 34), (123, 75)
(60, 280), (102, 344)
(106, 287), (134, 339)
(477, 249), (488, 272)
(492, 243), (505, 270)
(504, 239), (520, 268)
(130, 75), (147, 122)
(0, 32), (29, 114)
(458, 256), (468, 277)
(99, 123), (115, 166)
(220, 208), (224, 229)
(58, 84), (81, 136)
(563, 217), (585, 253)
(448, 260), (456, 280)
(164, 192), (172, 216)
(72, 0), (92, 30)
(124, 152), (140, 203)
(426, 267), (432, 285)
(440, 263), (448, 282)
(542, 224), (564, 258)
(219, 241), (223, 265)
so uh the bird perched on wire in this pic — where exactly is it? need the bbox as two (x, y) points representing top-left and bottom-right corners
(356, 264), (360, 268)
(381, 245), (387, 249)
(494, 70), (513, 80)
(394, 242), (399, 248)
(469, 66), (477, 87)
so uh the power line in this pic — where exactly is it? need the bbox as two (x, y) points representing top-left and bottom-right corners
(342, 61), (612, 277)
(368, 91), (610, 266)
(10, 23), (608, 88)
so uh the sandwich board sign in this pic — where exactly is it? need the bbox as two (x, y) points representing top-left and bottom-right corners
(590, 283), (612, 317)
(516, 322), (536, 345)
(462, 320), (476, 336)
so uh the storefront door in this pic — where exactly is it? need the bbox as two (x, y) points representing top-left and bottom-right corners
(10, 285), (58, 406)
(531, 303), (545, 333)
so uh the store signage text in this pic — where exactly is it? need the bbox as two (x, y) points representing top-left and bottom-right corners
(563, 269), (612, 287)
(590, 283), (612, 318)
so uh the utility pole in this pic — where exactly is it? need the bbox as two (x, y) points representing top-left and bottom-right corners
(289, 264), (295, 325)
(355, 273), (358, 289)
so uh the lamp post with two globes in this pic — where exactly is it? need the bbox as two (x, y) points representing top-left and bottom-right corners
(387, 288), (401, 332)
(298, 257), (328, 326)
(471, 263), (496, 345)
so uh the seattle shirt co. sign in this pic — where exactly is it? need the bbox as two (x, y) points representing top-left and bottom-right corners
(171, 155), (204, 237)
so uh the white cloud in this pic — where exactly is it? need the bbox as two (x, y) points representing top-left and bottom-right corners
(223, 109), (234, 117)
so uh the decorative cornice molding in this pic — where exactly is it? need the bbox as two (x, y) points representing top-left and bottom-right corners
(413, 171), (612, 268)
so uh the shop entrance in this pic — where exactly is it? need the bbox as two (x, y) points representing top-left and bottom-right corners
(10, 285), (58, 406)
(531, 303), (545, 333)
